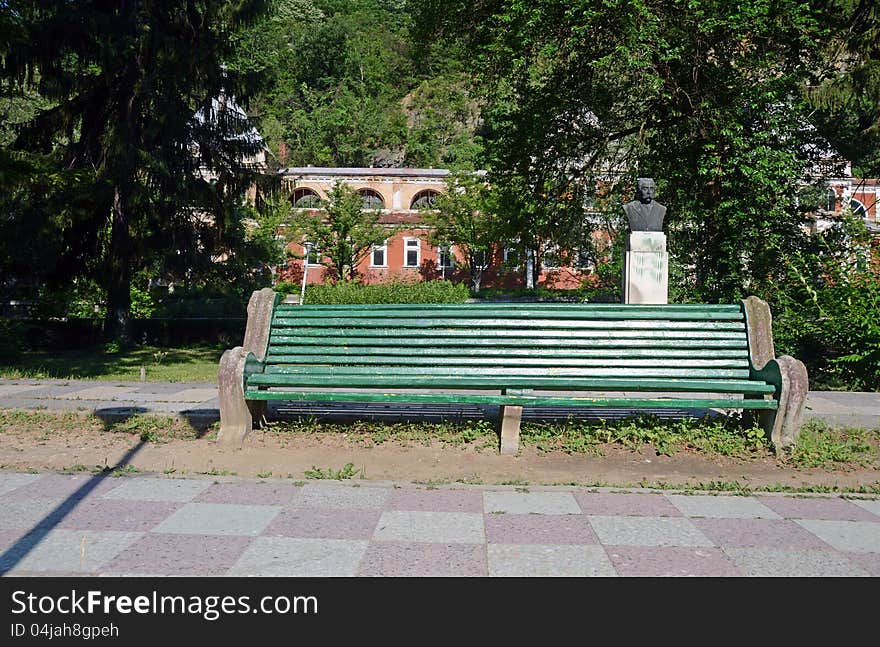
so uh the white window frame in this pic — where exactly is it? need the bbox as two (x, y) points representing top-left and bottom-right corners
(371, 241), (388, 268)
(437, 245), (455, 269)
(404, 237), (421, 268)
(472, 249), (489, 270)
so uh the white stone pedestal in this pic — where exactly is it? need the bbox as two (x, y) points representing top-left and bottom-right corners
(623, 232), (668, 304)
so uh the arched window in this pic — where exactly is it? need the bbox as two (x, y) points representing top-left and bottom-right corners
(358, 188), (385, 210)
(824, 188), (838, 212)
(410, 190), (439, 209)
(849, 198), (868, 218)
(292, 188), (321, 209)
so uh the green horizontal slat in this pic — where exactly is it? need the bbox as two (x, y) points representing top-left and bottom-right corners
(272, 314), (744, 328)
(275, 303), (743, 312)
(271, 328), (745, 340)
(243, 390), (777, 410)
(266, 346), (750, 359)
(272, 309), (744, 322)
(262, 365), (750, 379)
(264, 355), (749, 369)
(272, 318), (745, 331)
(269, 335), (748, 349)
(246, 373), (775, 394)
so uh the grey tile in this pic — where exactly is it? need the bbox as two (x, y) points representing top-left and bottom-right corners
(357, 541), (487, 576)
(101, 477), (212, 502)
(297, 484), (389, 510)
(102, 534), (253, 576)
(724, 548), (870, 576)
(373, 511), (484, 543)
(228, 537), (368, 576)
(589, 516), (714, 547)
(666, 494), (780, 519)
(795, 519), (880, 553)
(152, 503), (281, 536)
(607, 546), (740, 577)
(483, 491), (581, 515)
(0, 473), (41, 496)
(0, 498), (58, 530)
(0, 529), (142, 574)
(488, 544), (615, 577)
(843, 552), (880, 576)
(10, 473), (119, 500)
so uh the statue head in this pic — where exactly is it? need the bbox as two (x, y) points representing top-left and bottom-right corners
(636, 178), (655, 204)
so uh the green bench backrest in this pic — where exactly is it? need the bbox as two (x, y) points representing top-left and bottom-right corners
(262, 303), (751, 383)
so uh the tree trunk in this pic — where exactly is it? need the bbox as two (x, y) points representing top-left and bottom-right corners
(105, 186), (132, 346)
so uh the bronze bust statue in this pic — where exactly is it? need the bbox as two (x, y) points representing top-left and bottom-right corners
(623, 178), (666, 232)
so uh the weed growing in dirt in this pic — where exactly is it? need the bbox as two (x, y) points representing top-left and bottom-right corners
(304, 463), (364, 480)
(783, 421), (878, 469)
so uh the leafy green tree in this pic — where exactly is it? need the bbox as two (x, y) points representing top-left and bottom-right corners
(288, 183), (391, 280)
(421, 172), (500, 293)
(0, 0), (270, 342)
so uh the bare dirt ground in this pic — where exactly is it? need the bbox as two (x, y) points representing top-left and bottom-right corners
(2, 415), (879, 491)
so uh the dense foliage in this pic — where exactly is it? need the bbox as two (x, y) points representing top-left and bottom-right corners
(276, 278), (471, 303)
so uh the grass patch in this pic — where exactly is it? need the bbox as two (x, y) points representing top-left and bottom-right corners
(782, 420), (879, 469)
(0, 343), (224, 382)
(304, 463), (364, 480)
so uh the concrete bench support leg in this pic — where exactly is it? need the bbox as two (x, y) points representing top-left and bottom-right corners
(499, 405), (522, 455)
(218, 347), (253, 446)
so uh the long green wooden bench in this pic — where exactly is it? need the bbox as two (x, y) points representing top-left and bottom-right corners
(218, 288), (809, 454)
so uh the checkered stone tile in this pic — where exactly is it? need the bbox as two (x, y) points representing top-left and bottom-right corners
(265, 509), (380, 540)
(723, 548), (870, 576)
(851, 499), (880, 518)
(794, 519), (880, 553)
(387, 488), (483, 512)
(373, 511), (484, 543)
(195, 481), (302, 506)
(666, 494), (780, 519)
(756, 495), (880, 522)
(0, 472), (41, 496)
(357, 541), (487, 576)
(589, 516), (714, 547)
(0, 498), (60, 530)
(606, 546), (740, 577)
(151, 503), (281, 536)
(102, 534), (253, 576)
(228, 537), (368, 576)
(575, 492), (682, 517)
(56, 499), (181, 532)
(488, 544), (615, 577)
(101, 477), (212, 502)
(10, 473), (120, 501)
(485, 514), (597, 545)
(692, 518), (831, 550)
(843, 552), (880, 576)
(483, 491), (581, 515)
(296, 483), (389, 510)
(0, 528), (29, 552)
(0, 529), (142, 574)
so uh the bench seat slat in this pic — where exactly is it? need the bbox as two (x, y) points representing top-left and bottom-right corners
(264, 354), (749, 369)
(262, 365), (751, 379)
(272, 315), (745, 328)
(269, 335), (748, 349)
(276, 303), (744, 312)
(242, 389), (778, 410)
(246, 373), (776, 394)
(272, 329), (746, 340)
(266, 346), (750, 359)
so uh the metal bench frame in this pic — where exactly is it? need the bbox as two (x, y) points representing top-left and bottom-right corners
(218, 289), (808, 454)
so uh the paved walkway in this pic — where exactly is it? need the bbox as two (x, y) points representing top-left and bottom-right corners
(0, 379), (878, 576)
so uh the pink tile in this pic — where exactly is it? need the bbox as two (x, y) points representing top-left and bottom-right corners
(195, 482), (301, 506)
(485, 514), (597, 544)
(387, 488), (483, 513)
(265, 509), (380, 540)
(575, 492), (682, 517)
(608, 546), (740, 576)
(56, 499), (181, 532)
(358, 541), (487, 576)
(102, 534), (252, 575)
(756, 496), (880, 522)
(843, 552), (880, 576)
(692, 518), (830, 549)
(11, 473), (119, 500)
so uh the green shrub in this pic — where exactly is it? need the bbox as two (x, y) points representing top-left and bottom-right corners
(0, 319), (27, 362)
(277, 278), (471, 304)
